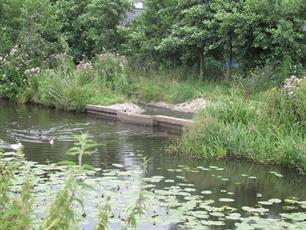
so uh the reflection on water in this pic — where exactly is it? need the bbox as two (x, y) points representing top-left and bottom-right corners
(0, 100), (305, 229)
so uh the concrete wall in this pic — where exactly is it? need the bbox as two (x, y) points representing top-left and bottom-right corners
(85, 105), (193, 130)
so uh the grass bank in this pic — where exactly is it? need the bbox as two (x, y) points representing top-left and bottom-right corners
(4, 55), (230, 111)
(171, 76), (306, 172)
(1, 53), (305, 172)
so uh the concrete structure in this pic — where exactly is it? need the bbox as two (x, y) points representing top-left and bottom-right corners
(85, 104), (193, 130)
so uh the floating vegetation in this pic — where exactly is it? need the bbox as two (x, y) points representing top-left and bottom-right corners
(248, 176), (257, 179)
(201, 190), (212, 195)
(280, 212), (306, 222)
(1, 146), (306, 229)
(219, 198), (235, 203)
(257, 193), (263, 198)
(269, 171), (284, 178)
(112, 163), (124, 168)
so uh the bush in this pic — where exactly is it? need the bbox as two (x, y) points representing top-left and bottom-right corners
(240, 66), (288, 96)
(0, 47), (37, 99)
(266, 76), (306, 128)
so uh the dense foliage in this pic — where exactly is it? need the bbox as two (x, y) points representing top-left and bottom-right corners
(0, 0), (305, 171)
(125, 0), (305, 76)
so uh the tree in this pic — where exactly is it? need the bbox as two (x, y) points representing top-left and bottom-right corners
(18, 0), (66, 63)
(0, 0), (23, 53)
(121, 0), (178, 68)
(56, 0), (132, 61)
(159, 0), (219, 78)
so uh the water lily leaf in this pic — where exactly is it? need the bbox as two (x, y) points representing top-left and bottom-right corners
(190, 211), (208, 219)
(268, 198), (282, 204)
(284, 198), (299, 205)
(235, 222), (254, 230)
(299, 201), (306, 209)
(184, 188), (196, 192)
(242, 206), (269, 214)
(257, 193), (263, 198)
(258, 201), (273, 206)
(112, 163), (124, 168)
(283, 205), (299, 211)
(216, 168), (224, 171)
(209, 166), (218, 169)
(219, 198), (235, 203)
(248, 176), (257, 179)
(280, 212), (306, 222)
(226, 213), (241, 220)
(269, 171), (284, 178)
(210, 212), (225, 217)
(201, 190), (212, 195)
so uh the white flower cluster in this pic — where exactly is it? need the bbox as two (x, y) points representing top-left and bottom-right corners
(283, 75), (305, 96)
(76, 60), (93, 71)
(0, 54), (10, 65)
(9, 45), (18, 56)
(24, 67), (40, 76)
(97, 53), (128, 65)
(49, 53), (71, 61)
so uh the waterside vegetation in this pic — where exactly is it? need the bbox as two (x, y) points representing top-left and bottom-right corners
(0, 0), (305, 172)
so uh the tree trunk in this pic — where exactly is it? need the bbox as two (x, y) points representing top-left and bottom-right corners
(199, 49), (204, 80)
(227, 30), (233, 78)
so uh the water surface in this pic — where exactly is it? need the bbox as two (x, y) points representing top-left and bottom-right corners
(0, 100), (305, 229)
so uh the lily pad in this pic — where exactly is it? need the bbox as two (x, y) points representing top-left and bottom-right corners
(201, 190), (212, 195)
(219, 198), (235, 203)
(269, 171), (284, 178)
(210, 212), (225, 217)
(226, 213), (241, 220)
(112, 163), (124, 168)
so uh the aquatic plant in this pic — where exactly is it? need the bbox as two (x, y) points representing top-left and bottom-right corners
(66, 133), (99, 167)
(122, 157), (149, 230)
(0, 144), (33, 230)
(96, 197), (112, 230)
(41, 133), (98, 229)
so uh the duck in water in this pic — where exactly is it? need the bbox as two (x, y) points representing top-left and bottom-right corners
(9, 142), (23, 150)
(37, 130), (54, 145)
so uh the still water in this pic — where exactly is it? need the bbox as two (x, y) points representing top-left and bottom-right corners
(0, 100), (305, 229)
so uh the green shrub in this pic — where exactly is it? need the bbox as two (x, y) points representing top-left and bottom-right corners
(266, 77), (306, 129)
(0, 47), (35, 99)
(241, 66), (288, 96)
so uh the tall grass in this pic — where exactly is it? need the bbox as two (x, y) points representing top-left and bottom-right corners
(16, 59), (232, 110)
(19, 58), (128, 111)
(173, 78), (306, 172)
(129, 69), (230, 103)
